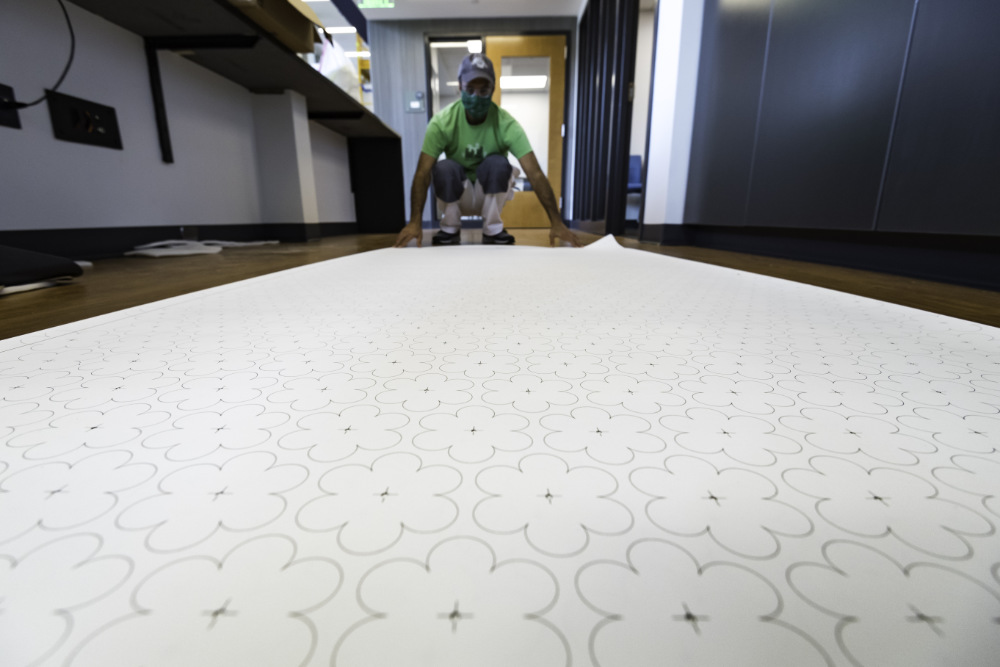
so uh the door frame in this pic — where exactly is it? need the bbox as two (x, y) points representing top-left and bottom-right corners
(422, 30), (573, 227)
(573, 0), (640, 237)
(486, 33), (567, 228)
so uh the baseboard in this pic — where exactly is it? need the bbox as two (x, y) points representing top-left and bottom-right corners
(640, 223), (688, 245)
(0, 223), (359, 260)
(319, 222), (359, 237)
(642, 224), (1000, 291)
(573, 219), (606, 235)
(0, 227), (186, 260)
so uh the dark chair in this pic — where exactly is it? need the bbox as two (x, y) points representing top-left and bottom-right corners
(626, 155), (642, 194)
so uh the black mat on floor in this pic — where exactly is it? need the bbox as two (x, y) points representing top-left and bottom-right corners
(0, 244), (83, 287)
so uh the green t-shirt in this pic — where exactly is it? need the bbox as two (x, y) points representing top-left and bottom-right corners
(421, 100), (534, 182)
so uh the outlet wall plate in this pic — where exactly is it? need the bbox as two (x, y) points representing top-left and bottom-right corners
(46, 90), (122, 149)
(0, 83), (21, 129)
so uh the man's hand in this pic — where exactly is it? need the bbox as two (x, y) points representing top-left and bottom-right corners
(394, 221), (423, 248)
(397, 153), (437, 248)
(518, 152), (582, 249)
(549, 221), (582, 248)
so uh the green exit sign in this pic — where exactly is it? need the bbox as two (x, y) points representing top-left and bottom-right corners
(358, 0), (395, 7)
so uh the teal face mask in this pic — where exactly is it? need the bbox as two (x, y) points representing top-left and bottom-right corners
(461, 91), (492, 120)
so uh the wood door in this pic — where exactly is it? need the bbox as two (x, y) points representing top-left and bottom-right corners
(485, 34), (567, 228)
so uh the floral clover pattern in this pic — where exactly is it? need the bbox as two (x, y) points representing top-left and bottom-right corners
(474, 454), (632, 555)
(582, 375), (685, 414)
(414, 406), (531, 463)
(267, 372), (375, 412)
(541, 407), (664, 464)
(278, 405), (408, 462)
(780, 374), (904, 414)
(577, 540), (831, 666)
(375, 373), (474, 412)
(781, 408), (936, 465)
(49, 372), (178, 410)
(0, 451), (154, 544)
(0, 535), (132, 666)
(631, 456), (812, 558)
(897, 408), (1000, 453)
(296, 452), (461, 554)
(439, 351), (519, 378)
(681, 375), (796, 414)
(783, 456), (993, 558)
(1, 237), (999, 665)
(336, 538), (565, 666)
(159, 372), (275, 411)
(141, 405), (289, 461)
(481, 374), (577, 412)
(660, 408), (801, 466)
(118, 452), (308, 551)
(789, 541), (1000, 666)
(68, 536), (341, 667)
(8, 403), (170, 460)
(0, 401), (52, 440)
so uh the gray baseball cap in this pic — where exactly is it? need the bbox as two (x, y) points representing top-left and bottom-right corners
(458, 53), (495, 87)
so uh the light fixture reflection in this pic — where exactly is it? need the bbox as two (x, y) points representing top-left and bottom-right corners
(499, 75), (548, 90)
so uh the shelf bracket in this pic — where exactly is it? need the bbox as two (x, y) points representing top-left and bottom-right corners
(308, 111), (365, 120)
(143, 35), (260, 164)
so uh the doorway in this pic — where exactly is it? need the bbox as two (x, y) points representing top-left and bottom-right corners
(485, 34), (567, 229)
(426, 34), (568, 229)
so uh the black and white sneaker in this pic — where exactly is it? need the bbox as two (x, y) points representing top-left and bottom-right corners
(482, 229), (515, 245)
(432, 230), (461, 246)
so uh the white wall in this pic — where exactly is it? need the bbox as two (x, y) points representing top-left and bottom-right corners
(643, 0), (704, 225)
(311, 123), (357, 223)
(630, 9), (657, 160)
(0, 1), (355, 232)
(252, 91), (319, 224)
(500, 90), (550, 175)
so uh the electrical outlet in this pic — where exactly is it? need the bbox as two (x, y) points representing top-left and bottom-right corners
(46, 90), (122, 149)
(0, 83), (21, 129)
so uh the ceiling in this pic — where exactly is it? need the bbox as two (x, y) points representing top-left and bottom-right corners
(305, 0), (654, 25)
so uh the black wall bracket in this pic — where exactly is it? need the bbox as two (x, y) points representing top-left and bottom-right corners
(143, 35), (259, 163)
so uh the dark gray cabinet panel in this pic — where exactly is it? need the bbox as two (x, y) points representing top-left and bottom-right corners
(684, 0), (771, 226)
(877, 0), (1000, 236)
(746, 0), (916, 230)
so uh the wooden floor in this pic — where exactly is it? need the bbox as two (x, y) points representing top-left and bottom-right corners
(2, 229), (998, 341)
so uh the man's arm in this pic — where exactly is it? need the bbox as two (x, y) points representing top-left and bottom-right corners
(518, 151), (581, 247)
(394, 152), (438, 248)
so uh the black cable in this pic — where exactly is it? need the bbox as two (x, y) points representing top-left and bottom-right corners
(2, 0), (76, 110)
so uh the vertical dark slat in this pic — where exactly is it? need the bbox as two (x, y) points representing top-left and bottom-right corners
(742, 0), (776, 225)
(573, 4), (590, 221)
(684, 0), (772, 226)
(144, 39), (174, 164)
(877, 0), (1000, 235)
(573, 0), (639, 230)
(582, 6), (600, 221)
(746, 0), (916, 230)
(578, 3), (595, 221)
(872, 0), (920, 231)
(594, 0), (613, 222)
(605, 0), (639, 236)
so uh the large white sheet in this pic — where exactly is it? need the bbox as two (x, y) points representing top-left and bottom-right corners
(2, 236), (999, 666)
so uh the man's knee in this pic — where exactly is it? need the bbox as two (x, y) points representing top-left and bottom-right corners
(476, 154), (513, 194)
(432, 159), (466, 202)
